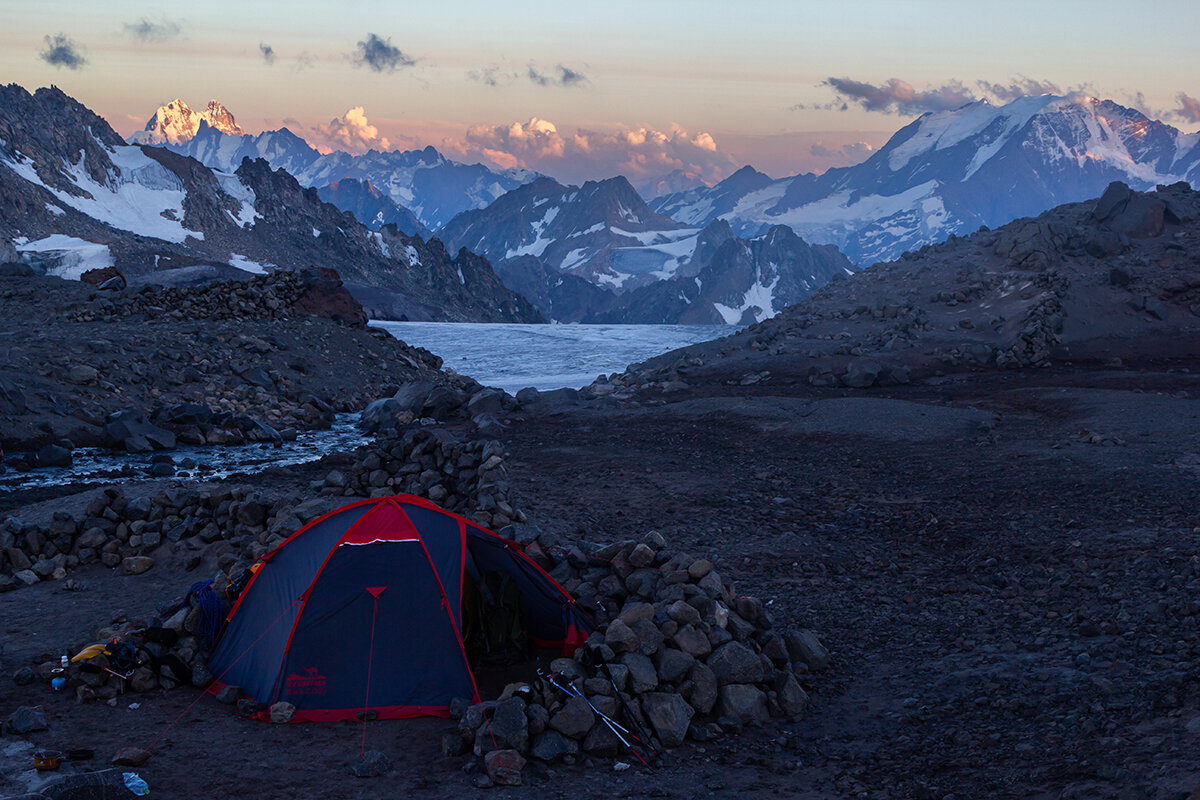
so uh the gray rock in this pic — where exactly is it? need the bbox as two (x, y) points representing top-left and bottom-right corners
(604, 619), (639, 654)
(13, 666), (37, 686)
(487, 696), (529, 752)
(707, 641), (765, 685)
(783, 629), (830, 671)
(620, 652), (659, 694)
(654, 648), (696, 683)
(670, 624), (712, 659)
(641, 692), (695, 748)
(685, 662), (718, 715)
(530, 730), (576, 762)
(5, 705), (48, 734)
(631, 618), (664, 656)
(716, 684), (770, 725)
(841, 361), (880, 389)
(582, 721), (624, 758)
(466, 387), (506, 417)
(36, 443), (73, 467)
(484, 749), (525, 786)
(778, 674), (809, 716)
(666, 600), (701, 626)
(549, 695), (595, 740)
(122, 556), (155, 576)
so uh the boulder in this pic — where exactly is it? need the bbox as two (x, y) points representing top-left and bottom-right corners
(422, 386), (467, 420)
(670, 624), (712, 659)
(783, 629), (830, 671)
(112, 747), (151, 766)
(36, 443), (73, 468)
(485, 696), (529, 752)
(530, 730), (576, 762)
(685, 662), (718, 715)
(619, 652), (659, 694)
(4, 706), (48, 734)
(122, 556), (155, 576)
(707, 641), (765, 685)
(104, 411), (176, 451)
(293, 267), (369, 327)
(548, 695), (595, 740)
(716, 684), (770, 725)
(641, 692), (694, 748)
(484, 749), (525, 786)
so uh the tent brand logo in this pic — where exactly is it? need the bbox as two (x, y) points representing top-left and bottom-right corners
(285, 667), (327, 695)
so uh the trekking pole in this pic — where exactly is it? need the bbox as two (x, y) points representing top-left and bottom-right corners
(538, 670), (651, 767)
(587, 648), (662, 761)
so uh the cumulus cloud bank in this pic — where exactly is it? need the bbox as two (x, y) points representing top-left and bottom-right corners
(122, 18), (181, 42)
(40, 34), (86, 70)
(452, 118), (735, 186)
(353, 33), (415, 73)
(306, 107), (392, 155)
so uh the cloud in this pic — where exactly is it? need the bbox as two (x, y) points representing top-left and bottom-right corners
(469, 66), (518, 88)
(1176, 93), (1200, 124)
(977, 77), (1062, 102)
(39, 34), (86, 70)
(293, 51), (316, 72)
(259, 42), (275, 65)
(809, 140), (875, 162)
(353, 33), (415, 73)
(304, 107), (393, 155)
(122, 18), (181, 42)
(824, 77), (977, 115)
(451, 117), (736, 186)
(814, 76), (1094, 116)
(527, 64), (588, 88)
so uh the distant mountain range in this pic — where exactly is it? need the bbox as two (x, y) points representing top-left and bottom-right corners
(0, 84), (542, 323)
(439, 176), (852, 323)
(135, 99), (540, 230)
(652, 95), (1200, 266)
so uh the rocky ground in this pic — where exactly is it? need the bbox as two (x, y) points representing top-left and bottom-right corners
(1, 361), (1198, 799)
(0, 269), (457, 456)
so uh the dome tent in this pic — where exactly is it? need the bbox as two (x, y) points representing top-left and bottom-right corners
(207, 495), (590, 721)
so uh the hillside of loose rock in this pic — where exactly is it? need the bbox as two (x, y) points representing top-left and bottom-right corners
(605, 181), (1200, 394)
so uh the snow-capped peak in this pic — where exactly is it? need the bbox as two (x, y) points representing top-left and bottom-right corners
(130, 98), (244, 146)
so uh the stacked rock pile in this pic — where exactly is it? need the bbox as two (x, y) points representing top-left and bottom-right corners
(445, 529), (826, 781)
(65, 268), (367, 327)
(0, 429), (518, 592)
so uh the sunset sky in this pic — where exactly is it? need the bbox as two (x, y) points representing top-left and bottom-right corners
(4, 0), (1199, 186)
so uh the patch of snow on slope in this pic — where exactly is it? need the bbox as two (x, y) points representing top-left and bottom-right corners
(5, 145), (202, 243)
(228, 253), (269, 274)
(559, 248), (589, 271)
(215, 172), (260, 226)
(506, 207), (560, 259)
(569, 222), (605, 237)
(44, 203), (64, 216)
(405, 245), (421, 267)
(713, 276), (780, 325)
(17, 235), (113, 280)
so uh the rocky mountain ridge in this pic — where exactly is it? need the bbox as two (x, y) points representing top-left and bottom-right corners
(0, 84), (541, 323)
